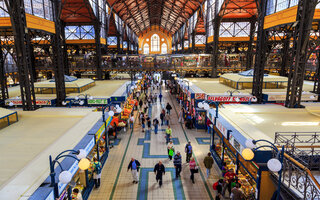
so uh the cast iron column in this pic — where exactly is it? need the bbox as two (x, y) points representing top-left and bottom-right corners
(0, 46), (8, 104)
(279, 36), (291, 76)
(252, 0), (268, 103)
(211, 16), (221, 78)
(52, 0), (66, 106)
(246, 18), (256, 70)
(314, 50), (320, 101)
(5, 0), (36, 110)
(285, 0), (317, 108)
(191, 31), (195, 53)
(94, 0), (102, 80)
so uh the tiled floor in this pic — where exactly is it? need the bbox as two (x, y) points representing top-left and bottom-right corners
(89, 87), (221, 200)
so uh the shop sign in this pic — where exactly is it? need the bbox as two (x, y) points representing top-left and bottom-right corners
(5, 99), (52, 105)
(95, 117), (111, 141)
(267, 94), (315, 101)
(207, 95), (256, 102)
(88, 99), (108, 105)
(85, 137), (95, 154)
(216, 120), (228, 138)
(58, 161), (79, 195)
(195, 93), (205, 100)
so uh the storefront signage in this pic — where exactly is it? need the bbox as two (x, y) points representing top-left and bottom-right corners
(216, 120), (228, 138)
(195, 93), (205, 100)
(207, 95), (256, 102)
(267, 93), (316, 101)
(85, 137), (95, 154)
(5, 99), (52, 106)
(95, 117), (111, 141)
(88, 99), (108, 105)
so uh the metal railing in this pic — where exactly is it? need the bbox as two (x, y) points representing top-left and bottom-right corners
(275, 132), (320, 170)
(275, 153), (320, 199)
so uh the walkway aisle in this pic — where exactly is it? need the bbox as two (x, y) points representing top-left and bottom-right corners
(90, 86), (218, 200)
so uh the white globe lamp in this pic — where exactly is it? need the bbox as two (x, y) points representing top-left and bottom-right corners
(59, 171), (72, 184)
(79, 100), (84, 105)
(62, 101), (67, 106)
(76, 149), (87, 159)
(198, 102), (204, 109)
(116, 108), (122, 113)
(75, 96), (79, 100)
(108, 111), (114, 116)
(203, 103), (210, 110)
(267, 158), (282, 172)
(9, 102), (14, 107)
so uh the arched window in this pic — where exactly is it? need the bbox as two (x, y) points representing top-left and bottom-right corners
(151, 34), (160, 52)
(161, 43), (167, 54)
(143, 43), (149, 54)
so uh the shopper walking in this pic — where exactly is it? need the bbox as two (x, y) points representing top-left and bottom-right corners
(165, 125), (172, 144)
(141, 113), (145, 132)
(164, 113), (171, 125)
(92, 157), (102, 188)
(185, 141), (192, 163)
(139, 99), (143, 110)
(159, 93), (163, 104)
(129, 114), (134, 129)
(160, 109), (165, 126)
(154, 161), (166, 187)
(231, 183), (245, 200)
(173, 151), (182, 178)
(167, 141), (174, 160)
(72, 188), (83, 200)
(166, 103), (172, 115)
(146, 115), (151, 130)
(224, 169), (237, 196)
(204, 152), (214, 179)
(178, 108), (184, 123)
(153, 118), (159, 134)
(127, 158), (141, 184)
(189, 157), (197, 184)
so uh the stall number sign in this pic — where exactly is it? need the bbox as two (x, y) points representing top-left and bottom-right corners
(5, 100), (51, 105)
(195, 93), (205, 100)
(88, 99), (108, 105)
(216, 120), (228, 138)
(207, 95), (254, 102)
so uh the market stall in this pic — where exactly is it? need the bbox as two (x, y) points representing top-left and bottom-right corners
(0, 108), (18, 129)
(208, 109), (259, 200)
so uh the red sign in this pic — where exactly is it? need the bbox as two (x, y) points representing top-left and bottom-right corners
(216, 120), (228, 138)
(207, 95), (256, 102)
(6, 100), (52, 105)
(195, 93), (205, 100)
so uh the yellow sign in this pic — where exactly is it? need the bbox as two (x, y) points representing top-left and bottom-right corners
(95, 116), (112, 141)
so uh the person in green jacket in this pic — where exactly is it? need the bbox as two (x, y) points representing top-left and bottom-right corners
(203, 152), (214, 179)
(165, 125), (172, 144)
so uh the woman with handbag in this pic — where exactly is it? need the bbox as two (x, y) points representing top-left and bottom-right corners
(189, 157), (198, 184)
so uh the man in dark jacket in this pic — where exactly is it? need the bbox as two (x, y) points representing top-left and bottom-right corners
(127, 158), (141, 184)
(173, 151), (182, 178)
(166, 103), (172, 115)
(204, 152), (214, 179)
(154, 161), (165, 187)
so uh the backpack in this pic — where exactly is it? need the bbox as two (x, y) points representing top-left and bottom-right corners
(213, 181), (219, 190)
(168, 148), (174, 156)
(94, 162), (102, 174)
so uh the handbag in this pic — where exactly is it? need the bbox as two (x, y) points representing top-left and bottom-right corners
(194, 166), (199, 173)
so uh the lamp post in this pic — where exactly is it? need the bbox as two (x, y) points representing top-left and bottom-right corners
(49, 149), (90, 199)
(242, 139), (284, 200)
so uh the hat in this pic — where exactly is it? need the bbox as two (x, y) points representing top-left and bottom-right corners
(177, 151), (180, 154)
